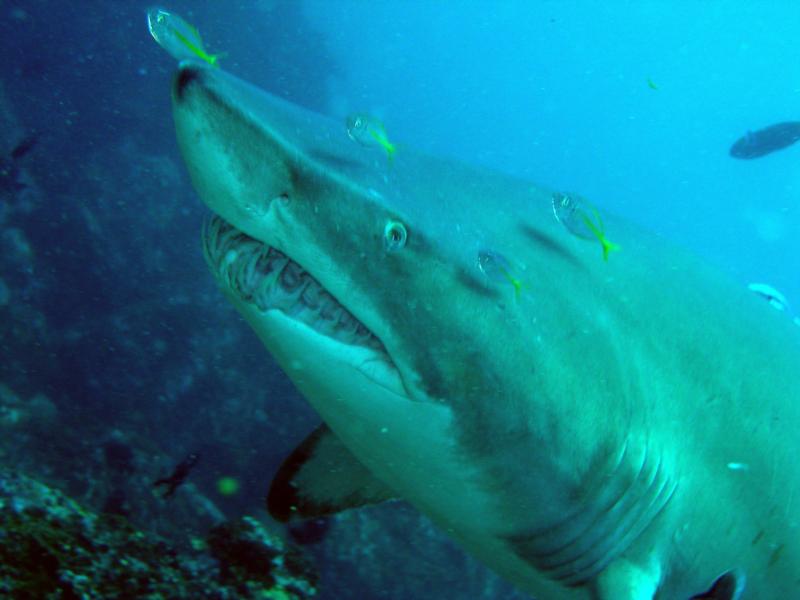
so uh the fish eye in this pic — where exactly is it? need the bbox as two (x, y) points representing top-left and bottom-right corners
(383, 220), (407, 251)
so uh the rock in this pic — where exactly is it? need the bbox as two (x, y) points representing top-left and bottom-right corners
(208, 515), (318, 598)
(0, 468), (318, 599)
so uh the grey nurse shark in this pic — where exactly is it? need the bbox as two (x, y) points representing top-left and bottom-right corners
(170, 62), (800, 599)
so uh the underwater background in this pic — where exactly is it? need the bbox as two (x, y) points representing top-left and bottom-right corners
(0, 1), (797, 598)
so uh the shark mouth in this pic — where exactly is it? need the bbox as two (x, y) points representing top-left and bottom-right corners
(202, 215), (388, 356)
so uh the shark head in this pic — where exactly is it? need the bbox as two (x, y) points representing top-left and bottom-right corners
(170, 63), (577, 500)
(171, 63), (800, 600)
(170, 63), (541, 399)
(170, 60), (604, 568)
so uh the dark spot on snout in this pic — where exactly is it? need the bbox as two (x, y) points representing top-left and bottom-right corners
(174, 65), (202, 101)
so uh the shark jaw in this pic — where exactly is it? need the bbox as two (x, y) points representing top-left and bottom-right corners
(202, 214), (408, 400)
(171, 61), (428, 409)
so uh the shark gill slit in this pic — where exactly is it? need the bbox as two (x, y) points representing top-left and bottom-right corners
(202, 215), (390, 357)
(506, 440), (677, 586)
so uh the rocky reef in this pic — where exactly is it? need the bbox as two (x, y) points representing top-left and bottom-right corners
(0, 468), (317, 599)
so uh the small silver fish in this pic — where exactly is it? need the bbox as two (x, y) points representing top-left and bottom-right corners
(748, 282), (800, 327)
(552, 191), (620, 261)
(147, 7), (222, 67)
(477, 250), (525, 298)
(346, 114), (396, 160)
(747, 282), (789, 312)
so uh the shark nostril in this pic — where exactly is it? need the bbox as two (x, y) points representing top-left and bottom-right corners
(174, 65), (201, 100)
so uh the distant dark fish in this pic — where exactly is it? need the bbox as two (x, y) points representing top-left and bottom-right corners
(10, 136), (36, 160)
(0, 135), (37, 193)
(153, 452), (200, 499)
(729, 121), (800, 159)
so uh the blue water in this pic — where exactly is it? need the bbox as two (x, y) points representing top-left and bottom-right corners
(0, 2), (798, 599)
(308, 2), (800, 301)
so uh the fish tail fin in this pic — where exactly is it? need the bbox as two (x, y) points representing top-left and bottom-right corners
(601, 237), (621, 261)
(208, 51), (227, 67)
(512, 277), (528, 301)
(379, 137), (396, 162)
(370, 129), (396, 162)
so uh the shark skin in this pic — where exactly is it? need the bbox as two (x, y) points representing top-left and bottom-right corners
(170, 63), (800, 599)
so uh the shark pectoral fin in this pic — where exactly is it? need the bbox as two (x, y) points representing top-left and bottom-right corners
(690, 569), (746, 600)
(267, 423), (398, 523)
(594, 558), (660, 600)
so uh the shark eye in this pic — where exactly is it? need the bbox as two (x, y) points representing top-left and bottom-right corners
(384, 220), (407, 251)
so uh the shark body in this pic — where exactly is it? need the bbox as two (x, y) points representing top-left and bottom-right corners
(170, 63), (800, 599)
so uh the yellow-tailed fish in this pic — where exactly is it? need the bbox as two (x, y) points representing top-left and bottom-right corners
(346, 114), (396, 161)
(552, 191), (621, 261)
(147, 7), (222, 67)
(477, 249), (526, 299)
